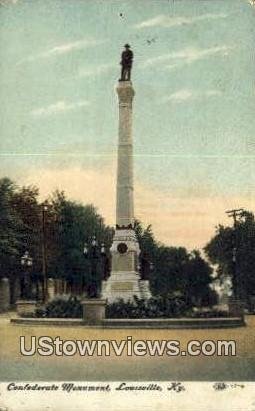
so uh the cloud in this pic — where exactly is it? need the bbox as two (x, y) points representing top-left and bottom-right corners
(206, 90), (222, 97)
(78, 63), (114, 78)
(142, 45), (233, 69)
(134, 13), (228, 29)
(165, 89), (193, 102)
(20, 164), (255, 250)
(30, 100), (89, 117)
(0, 0), (19, 5)
(17, 38), (104, 65)
(163, 89), (222, 103)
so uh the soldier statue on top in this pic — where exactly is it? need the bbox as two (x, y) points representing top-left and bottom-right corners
(120, 44), (133, 81)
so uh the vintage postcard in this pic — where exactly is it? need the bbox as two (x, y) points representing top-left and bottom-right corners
(0, 0), (255, 410)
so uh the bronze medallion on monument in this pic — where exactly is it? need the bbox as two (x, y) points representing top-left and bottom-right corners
(117, 243), (128, 254)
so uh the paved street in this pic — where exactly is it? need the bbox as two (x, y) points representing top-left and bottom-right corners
(0, 313), (254, 381)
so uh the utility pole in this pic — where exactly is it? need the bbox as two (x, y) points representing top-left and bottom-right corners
(225, 208), (244, 301)
(226, 208), (244, 226)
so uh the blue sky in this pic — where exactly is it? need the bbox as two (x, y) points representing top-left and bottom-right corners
(0, 0), (255, 249)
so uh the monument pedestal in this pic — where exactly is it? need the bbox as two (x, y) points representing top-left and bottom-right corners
(102, 271), (141, 303)
(102, 228), (142, 302)
(139, 280), (152, 300)
(81, 299), (106, 324)
(228, 297), (244, 318)
(16, 300), (37, 317)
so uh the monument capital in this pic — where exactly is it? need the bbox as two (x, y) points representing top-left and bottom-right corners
(116, 81), (135, 103)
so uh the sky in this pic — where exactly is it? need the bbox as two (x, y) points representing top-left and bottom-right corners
(0, 0), (255, 250)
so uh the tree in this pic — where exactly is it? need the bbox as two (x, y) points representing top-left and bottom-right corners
(11, 184), (43, 300)
(205, 210), (255, 306)
(48, 190), (114, 294)
(0, 178), (42, 301)
(182, 250), (214, 307)
(0, 178), (21, 277)
(134, 220), (214, 307)
(151, 245), (188, 297)
(134, 220), (158, 280)
(0, 177), (215, 307)
(0, 179), (114, 301)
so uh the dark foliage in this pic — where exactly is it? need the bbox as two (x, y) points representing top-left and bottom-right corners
(1, 177), (216, 308)
(35, 296), (82, 318)
(106, 295), (192, 319)
(205, 210), (255, 306)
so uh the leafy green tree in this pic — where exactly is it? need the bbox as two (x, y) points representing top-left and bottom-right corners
(10, 185), (41, 268)
(0, 179), (114, 300)
(182, 250), (214, 307)
(134, 220), (158, 281)
(151, 246), (188, 297)
(11, 184), (42, 300)
(134, 220), (158, 258)
(0, 178), (42, 301)
(205, 210), (255, 305)
(135, 220), (214, 307)
(0, 177), (214, 307)
(48, 190), (113, 295)
(0, 178), (21, 277)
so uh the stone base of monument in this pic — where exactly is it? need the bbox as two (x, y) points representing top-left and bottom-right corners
(228, 298), (244, 318)
(16, 300), (37, 317)
(139, 280), (152, 300)
(102, 272), (141, 303)
(81, 299), (106, 324)
(104, 227), (143, 303)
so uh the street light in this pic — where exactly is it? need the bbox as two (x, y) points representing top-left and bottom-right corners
(20, 251), (33, 300)
(91, 237), (97, 247)
(21, 251), (33, 267)
(83, 237), (109, 298)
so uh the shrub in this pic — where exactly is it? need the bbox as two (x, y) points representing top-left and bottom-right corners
(35, 295), (228, 319)
(190, 309), (230, 318)
(106, 295), (191, 319)
(35, 296), (82, 318)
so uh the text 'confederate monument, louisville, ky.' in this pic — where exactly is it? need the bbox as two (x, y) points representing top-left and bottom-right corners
(102, 45), (151, 302)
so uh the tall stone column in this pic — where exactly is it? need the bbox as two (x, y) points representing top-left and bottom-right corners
(116, 81), (135, 228)
(102, 80), (146, 303)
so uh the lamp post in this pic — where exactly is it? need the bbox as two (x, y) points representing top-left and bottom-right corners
(16, 251), (38, 317)
(41, 201), (50, 303)
(20, 251), (33, 300)
(83, 236), (109, 298)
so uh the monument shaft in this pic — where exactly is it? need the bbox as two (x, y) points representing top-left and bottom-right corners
(116, 82), (135, 228)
